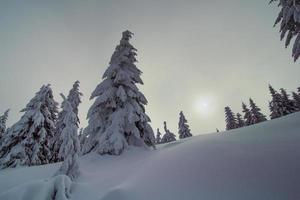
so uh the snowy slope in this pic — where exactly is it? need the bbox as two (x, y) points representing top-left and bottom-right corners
(1, 112), (300, 200)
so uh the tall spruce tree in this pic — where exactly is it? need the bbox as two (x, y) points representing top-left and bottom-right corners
(270, 0), (300, 61)
(155, 128), (162, 144)
(52, 82), (82, 162)
(224, 106), (237, 130)
(280, 88), (297, 114)
(236, 113), (245, 128)
(269, 85), (286, 119)
(242, 102), (252, 126)
(249, 98), (267, 124)
(161, 121), (176, 144)
(0, 109), (9, 140)
(82, 30), (155, 155)
(54, 94), (80, 180)
(0, 85), (58, 168)
(292, 92), (300, 111)
(178, 111), (192, 139)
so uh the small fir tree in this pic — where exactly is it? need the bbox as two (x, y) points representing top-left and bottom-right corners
(155, 128), (162, 144)
(178, 111), (192, 139)
(242, 102), (252, 126)
(280, 88), (297, 114)
(0, 109), (9, 140)
(52, 94), (81, 162)
(236, 113), (245, 128)
(67, 80), (83, 122)
(224, 106), (237, 130)
(52, 82), (82, 162)
(249, 98), (267, 124)
(78, 127), (87, 151)
(161, 121), (176, 144)
(292, 92), (300, 111)
(269, 85), (286, 119)
(54, 94), (80, 180)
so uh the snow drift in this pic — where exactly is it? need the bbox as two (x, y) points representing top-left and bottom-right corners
(0, 112), (300, 200)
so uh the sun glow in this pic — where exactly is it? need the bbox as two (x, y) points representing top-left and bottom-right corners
(194, 95), (216, 116)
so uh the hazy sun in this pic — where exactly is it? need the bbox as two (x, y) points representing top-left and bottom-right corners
(194, 96), (215, 115)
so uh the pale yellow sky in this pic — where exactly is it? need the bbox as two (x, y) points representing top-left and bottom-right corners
(0, 0), (300, 135)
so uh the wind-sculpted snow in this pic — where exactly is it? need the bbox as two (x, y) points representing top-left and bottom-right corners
(0, 112), (300, 200)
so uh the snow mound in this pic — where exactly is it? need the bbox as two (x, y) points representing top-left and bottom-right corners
(1, 112), (300, 200)
(0, 175), (72, 200)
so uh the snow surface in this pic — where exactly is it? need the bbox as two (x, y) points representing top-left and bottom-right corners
(1, 112), (300, 200)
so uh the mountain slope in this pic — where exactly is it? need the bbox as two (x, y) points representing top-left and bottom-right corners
(0, 112), (300, 200)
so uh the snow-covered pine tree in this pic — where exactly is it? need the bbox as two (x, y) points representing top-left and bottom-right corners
(242, 102), (252, 126)
(82, 30), (155, 155)
(155, 128), (162, 144)
(178, 111), (192, 139)
(292, 92), (300, 111)
(54, 94), (80, 180)
(249, 98), (267, 124)
(78, 127), (83, 138)
(0, 85), (58, 168)
(67, 80), (82, 121)
(161, 121), (176, 144)
(224, 106), (237, 130)
(78, 127), (87, 151)
(52, 94), (81, 162)
(236, 112), (245, 128)
(0, 109), (9, 140)
(52, 82), (82, 162)
(269, 85), (286, 119)
(270, 0), (300, 61)
(280, 88), (297, 114)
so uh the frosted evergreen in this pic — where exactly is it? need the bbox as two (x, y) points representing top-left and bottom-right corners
(52, 94), (81, 163)
(280, 88), (297, 113)
(236, 113), (245, 128)
(52, 82), (82, 162)
(269, 85), (286, 119)
(224, 106), (237, 130)
(269, 86), (295, 119)
(178, 111), (192, 139)
(249, 98), (267, 124)
(292, 92), (300, 110)
(54, 94), (80, 181)
(242, 103), (252, 126)
(155, 128), (162, 144)
(161, 121), (176, 144)
(82, 30), (155, 155)
(270, 0), (300, 61)
(67, 80), (82, 120)
(0, 109), (9, 141)
(0, 85), (58, 168)
(78, 127), (87, 152)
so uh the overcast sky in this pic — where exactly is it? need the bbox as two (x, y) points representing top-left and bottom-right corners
(0, 0), (300, 135)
